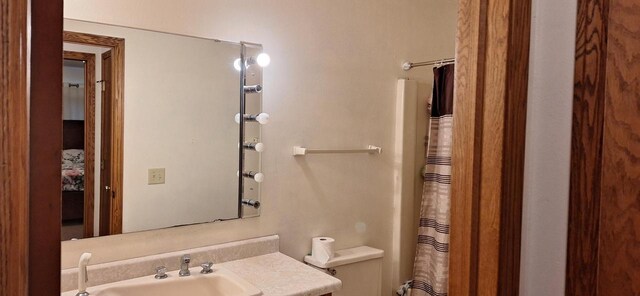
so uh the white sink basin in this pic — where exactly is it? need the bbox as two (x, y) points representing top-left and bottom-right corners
(61, 267), (262, 296)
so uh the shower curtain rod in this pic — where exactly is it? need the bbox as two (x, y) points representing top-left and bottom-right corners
(402, 58), (455, 71)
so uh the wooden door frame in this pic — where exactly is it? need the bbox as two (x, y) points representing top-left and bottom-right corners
(63, 31), (125, 235)
(99, 49), (116, 236)
(449, 0), (532, 295)
(565, 0), (616, 294)
(63, 51), (96, 238)
(565, 0), (607, 294)
(2, 1), (532, 294)
(0, 0), (30, 295)
(29, 0), (64, 295)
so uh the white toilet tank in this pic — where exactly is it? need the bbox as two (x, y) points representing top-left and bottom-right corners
(305, 246), (384, 296)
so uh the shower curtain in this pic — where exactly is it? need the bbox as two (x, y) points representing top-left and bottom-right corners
(410, 64), (455, 296)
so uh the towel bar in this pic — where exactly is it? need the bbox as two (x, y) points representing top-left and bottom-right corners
(292, 145), (382, 156)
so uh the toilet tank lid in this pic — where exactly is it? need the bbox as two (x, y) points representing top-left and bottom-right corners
(304, 246), (384, 269)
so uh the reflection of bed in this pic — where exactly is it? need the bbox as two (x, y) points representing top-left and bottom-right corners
(62, 120), (85, 222)
(62, 150), (85, 191)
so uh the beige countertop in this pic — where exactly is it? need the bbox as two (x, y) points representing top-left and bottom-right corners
(220, 252), (342, 296)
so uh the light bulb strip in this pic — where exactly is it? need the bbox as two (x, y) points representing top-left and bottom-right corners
(242, 171), (264, 183)
(234, 53), (270, 71)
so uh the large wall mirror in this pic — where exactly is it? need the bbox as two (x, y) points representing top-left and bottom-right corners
(60, 19), (265, 241)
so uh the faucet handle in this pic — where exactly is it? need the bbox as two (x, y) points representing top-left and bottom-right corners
(200, 262), (214, 274)
(155, 266), (168, 279)
(179, 254), (192, 277)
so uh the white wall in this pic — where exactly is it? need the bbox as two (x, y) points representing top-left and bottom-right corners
(520, 0), (577, 295)
(61, 1), (458, 294)
(62, 63), (85, 120)
(63, 63), (84, 84)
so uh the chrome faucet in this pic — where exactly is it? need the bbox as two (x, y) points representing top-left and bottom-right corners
(179, 254), (191, 277)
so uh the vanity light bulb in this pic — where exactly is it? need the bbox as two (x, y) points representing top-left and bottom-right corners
(234, 58), (242, 71)
(257, 53), (271, 67)
(242, 142), (264, 152)
(256, 113), (270, 125)
(253, 143), (265, 152)
(239, 171), (264, 183)
(253, 172), (265, 183)
(235, 112), (270, 124)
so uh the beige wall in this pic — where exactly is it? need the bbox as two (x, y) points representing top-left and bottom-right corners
(62, 1), (458, 294)
(520, 0), (577, 295)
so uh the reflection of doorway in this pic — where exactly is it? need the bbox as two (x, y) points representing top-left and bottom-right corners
(99, 49), (115, 236)
(63, 31), (125, 237)
(61, 51), (95, 240)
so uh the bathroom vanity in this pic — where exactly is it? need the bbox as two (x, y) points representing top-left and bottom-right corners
(61, 236), (340, 296)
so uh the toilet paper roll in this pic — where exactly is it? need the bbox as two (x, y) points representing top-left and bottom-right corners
(312, 237), (335, 263)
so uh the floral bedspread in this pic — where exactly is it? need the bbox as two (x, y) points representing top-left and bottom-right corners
(62, 166), (85, 191)
(62, 149), (85, 192)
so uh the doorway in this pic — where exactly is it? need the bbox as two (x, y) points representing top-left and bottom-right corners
(63, 31), (125, 237)
(61, 50), (95, 240)
(99, 49), (116, 236)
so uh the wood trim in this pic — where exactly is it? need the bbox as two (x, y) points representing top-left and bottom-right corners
(29, 0), (63, 294)
(597, 0), (640, 292)
(565, 0), (608, 294)
(597, 0), (640, 293)
(63, 50), (95, 61)
(64, 31), (125, 47)
(64, 31), (125, 235)
(0, 0), (29, 294)
(449, 0), (485, 294)
(63, 51), (96, 238)
(110, 42), (124, 235)
(567, 0), (640, 294)
(449, 0), (531, 294)
(496, 0), (531, 293)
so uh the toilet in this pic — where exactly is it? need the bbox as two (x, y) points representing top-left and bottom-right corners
(304, 246), (384, 296)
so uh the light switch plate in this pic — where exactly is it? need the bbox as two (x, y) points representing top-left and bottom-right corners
(148, 168), (165, 185)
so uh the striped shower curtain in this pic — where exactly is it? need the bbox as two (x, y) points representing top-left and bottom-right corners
(410, 64), (455, 296)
